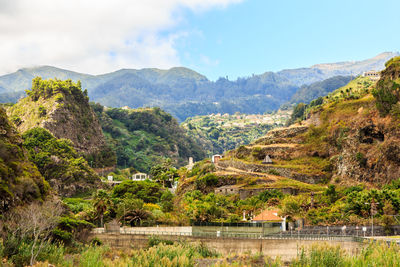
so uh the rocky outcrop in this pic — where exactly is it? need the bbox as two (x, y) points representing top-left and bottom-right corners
(7, 78), (116, 167)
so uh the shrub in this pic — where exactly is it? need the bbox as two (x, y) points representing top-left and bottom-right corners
(355, 152), (367, 167)
(148, 236), (174, 248)
(268, 169), (280, 176)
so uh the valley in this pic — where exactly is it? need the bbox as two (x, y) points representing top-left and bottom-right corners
(1, 54), (400, 266)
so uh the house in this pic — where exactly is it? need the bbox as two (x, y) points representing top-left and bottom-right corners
(252, 209), (286, 231)
(262, 155), (273, 164)
(132, 172), (148, 181)
(362, 70), (380, 81)
(212, 154), (222, 164)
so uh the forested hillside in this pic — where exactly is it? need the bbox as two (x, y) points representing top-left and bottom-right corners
(182, 109), (291, 155)
(91, 103), (206, 172)
(289, 75), (354, 104)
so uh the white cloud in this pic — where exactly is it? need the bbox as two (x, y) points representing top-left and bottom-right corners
(0, 0), (241, 74)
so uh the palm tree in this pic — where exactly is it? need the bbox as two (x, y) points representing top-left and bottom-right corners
(92, 190), (112, 227)
(118, 198), (150, 226)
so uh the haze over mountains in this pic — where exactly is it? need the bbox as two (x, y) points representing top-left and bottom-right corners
(0, 52), (397, 121)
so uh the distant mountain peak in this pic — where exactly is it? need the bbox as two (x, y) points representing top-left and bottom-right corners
(310, 52), (399, 71)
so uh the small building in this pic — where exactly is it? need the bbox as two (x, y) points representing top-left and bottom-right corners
(215, 185), (239, 195)
(186, 157), (195, 170)
(212, 154), (222, 164)
(262, 155), (273, 164)
(252, 209), (286, 231)
(362, 70), (380, 81)
(132, 172), (148, 181)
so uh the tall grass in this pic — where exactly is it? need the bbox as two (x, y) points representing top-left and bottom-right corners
(291, 241), (400, 267)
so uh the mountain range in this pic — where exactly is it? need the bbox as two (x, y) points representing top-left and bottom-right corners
(0, 52), (397, 121)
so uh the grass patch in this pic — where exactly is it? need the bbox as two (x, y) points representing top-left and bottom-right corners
(273, 157), (331, 176)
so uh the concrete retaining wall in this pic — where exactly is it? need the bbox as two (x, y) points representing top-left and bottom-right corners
(91, 233), (362, 261)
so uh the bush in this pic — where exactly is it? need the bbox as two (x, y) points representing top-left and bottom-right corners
(268, 169), (280, 176)
(195, 173), (219, 190)
(148, 236), (174, 248)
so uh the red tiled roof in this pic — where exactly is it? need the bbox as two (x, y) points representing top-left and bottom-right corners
(252, 209), (282, 222)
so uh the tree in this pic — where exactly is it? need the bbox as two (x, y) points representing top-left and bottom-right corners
(2, 199), (63, 266)
(92, 190), (112, 227)
(117, 198), (150, 226)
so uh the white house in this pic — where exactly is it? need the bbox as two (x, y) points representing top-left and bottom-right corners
(132, 173), (149, 181)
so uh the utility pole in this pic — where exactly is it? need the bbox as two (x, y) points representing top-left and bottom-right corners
(365, 200), (379, 237)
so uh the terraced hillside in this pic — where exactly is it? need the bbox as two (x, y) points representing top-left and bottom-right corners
(177, 57), (400, 226)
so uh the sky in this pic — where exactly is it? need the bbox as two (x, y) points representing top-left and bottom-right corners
(0, 0), (399, 80)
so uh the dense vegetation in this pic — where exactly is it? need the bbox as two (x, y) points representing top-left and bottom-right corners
(0, 108), (48, 212)
(287, 76), (375, 125)
(372, 56), (400, 115)
(22, 127), (101, 197)
(7, 77), (116, 168)
(289, 75), (354, 104)
(91, 103), (205, 172)
(182, 111), (290, 155)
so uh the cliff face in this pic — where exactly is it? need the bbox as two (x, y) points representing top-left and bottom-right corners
(0, 107), (48, 211)
(7, 78), (116, 167)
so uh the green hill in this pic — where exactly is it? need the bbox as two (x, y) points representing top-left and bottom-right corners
(7, 78), (116, 168)
(289, 75), (354, 104)
(91, 103), (206, 172)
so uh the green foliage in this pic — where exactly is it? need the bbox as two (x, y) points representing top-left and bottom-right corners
(195, 173), (219, 190)
(22, 127), (100, 196)
(6, 240), (65, 267)
(148, 236), (174, 247)
(287, 103), (306, 125)
(324, 185), (338, 204)
(290, 76), (354, 105)
(160, 191), (174, 212)
(26, 77), (87, 103)
(63, 198), (92, 214)
(292, 244), (345, 267)
(182, 113), (283, 155)
(38, 105), (46, 117)
(268, 169), (281, 176)
(372, 80), (398, 115)
(189, 160), (215, 177)
(292, 242), (400, 267)
(91, 103), (205, 172)
(150, 159), (179, 187)
(0, 108), (48, 211)
(183, 190), (234, 222)
(372, 57), (400, 116)
(112, 180), (163, 203)
(258, 189), (283, 202)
